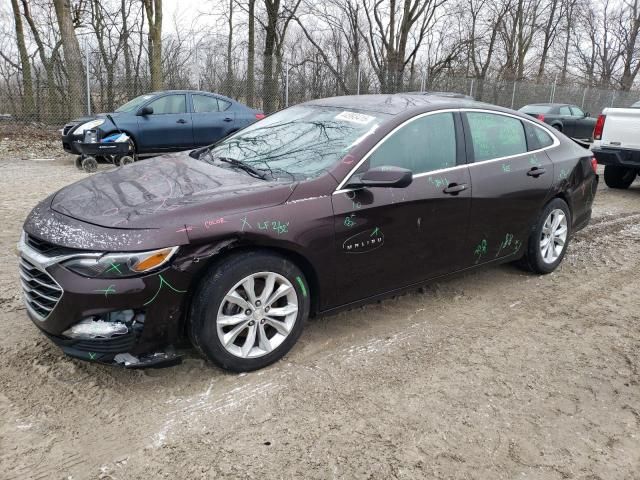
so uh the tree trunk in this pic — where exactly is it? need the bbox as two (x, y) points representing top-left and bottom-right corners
(262, 0), (279, 113)
(142, 0), (163, 90)
(247, 0), (255, 107)
(122, 0), (133, 98)
(225, 0), (234, 97)
(10, 0), (34, 119)
(52, 0), (85, 118)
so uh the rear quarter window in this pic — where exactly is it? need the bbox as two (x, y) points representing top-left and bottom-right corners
(466, 112), (527, 161)
(524, 122), (555, 150)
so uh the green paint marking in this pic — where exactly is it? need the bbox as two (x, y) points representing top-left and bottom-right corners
(370, 227), (381, 237)
(88, 352), (97, 360)
(105, 262), (122, 275)
(143, 274), (187, 306)
(296, 276), (307, 298)
(94, 285), (116, 297)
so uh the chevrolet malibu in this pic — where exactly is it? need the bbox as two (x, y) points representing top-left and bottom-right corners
(19, 94), (598, 372)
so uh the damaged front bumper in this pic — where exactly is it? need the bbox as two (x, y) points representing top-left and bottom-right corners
(17, 232), (192, 368)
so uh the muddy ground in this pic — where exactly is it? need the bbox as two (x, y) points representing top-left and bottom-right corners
(1, 132), (639, 479)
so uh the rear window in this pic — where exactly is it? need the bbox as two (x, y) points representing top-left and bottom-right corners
(520, 105), (553, 115)
(466, 112), (527, 161)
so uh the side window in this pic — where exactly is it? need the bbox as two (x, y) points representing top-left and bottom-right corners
(192, 95), (220, 113)
(570, 106), (584, 117)
(365, 113), (457, 174)
(147, 94), (186, 114)
(524, 122), (554, 150)
(559, 106), (571, 115)
(218, 99), (232, 111)
(466, 112), (527, 161)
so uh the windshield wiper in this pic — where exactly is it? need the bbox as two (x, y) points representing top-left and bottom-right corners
(197, 149), (267, 180)
(216, 156), (267, 180)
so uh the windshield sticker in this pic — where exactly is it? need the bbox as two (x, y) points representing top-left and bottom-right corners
(335, 111), (376, 125)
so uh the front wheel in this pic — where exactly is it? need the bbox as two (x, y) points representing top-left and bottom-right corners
(189, 251), (309, 372)
(603, 165), (636, 189)
(518, 198), (571, 274)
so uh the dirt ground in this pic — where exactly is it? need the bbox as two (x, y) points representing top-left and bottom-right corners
(1, 131), (639, 479)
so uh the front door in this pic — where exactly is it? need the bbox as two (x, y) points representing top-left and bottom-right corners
(137, 94), (194, 151)
(331, 111), (472, 307)
(569, 106), (594, 139)
(462, 111), (554, 265)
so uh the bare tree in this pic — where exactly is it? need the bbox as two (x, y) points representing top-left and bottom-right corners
(52, 0), (85, 117)
(142, 0), (163, 90)
(9, 0), (34, 118)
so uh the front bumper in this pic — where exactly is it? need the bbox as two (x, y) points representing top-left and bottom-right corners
(17, 234), (191, 366)
(592, 147), (640, 168)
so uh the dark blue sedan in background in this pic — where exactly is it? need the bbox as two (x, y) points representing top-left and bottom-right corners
(61, 90), (264, 156)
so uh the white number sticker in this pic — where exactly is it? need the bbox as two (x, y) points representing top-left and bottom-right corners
(335, 111), (375, 125)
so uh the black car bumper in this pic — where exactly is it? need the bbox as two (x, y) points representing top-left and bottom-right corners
(18, 234), (191, 367)
(592, 147), (640, 169)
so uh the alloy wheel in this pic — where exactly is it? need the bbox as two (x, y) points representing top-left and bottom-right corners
(216, 272), (298, 358)
(539, 208), (568, 264)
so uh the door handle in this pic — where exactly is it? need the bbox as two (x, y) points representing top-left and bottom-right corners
(527, 167), (546, 177)
(223, 117), (233, 122)
(443, 183), (467, 195)
(176, 119), (187, 124)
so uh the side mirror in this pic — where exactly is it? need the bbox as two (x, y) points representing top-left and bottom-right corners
(584, 111), (591, 117)
(137, 106), (153, 116)
(348, 166), (413, 189)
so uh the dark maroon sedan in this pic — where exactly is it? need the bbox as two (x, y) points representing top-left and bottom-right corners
(18, 94), (598, 371)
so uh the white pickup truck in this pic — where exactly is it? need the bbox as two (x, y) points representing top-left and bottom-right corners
(592, 107), (640, 189)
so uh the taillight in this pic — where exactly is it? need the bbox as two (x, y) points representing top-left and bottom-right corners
(536, 114), (545, 122)
(255, 113), (265, 120)
(591, 157), (598, 174)
(593, 114), (606, 140)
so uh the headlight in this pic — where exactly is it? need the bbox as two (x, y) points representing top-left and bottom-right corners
(73, 119), (105, 135)
(63, 247), (179, 278)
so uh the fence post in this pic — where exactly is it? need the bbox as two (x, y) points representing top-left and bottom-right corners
(581, 87), (587, 109)
(85, 41), (91, 115)
(469, 79), (474, 98)
(550, 74), (557, 103)
(610, 91), (616, 107)
(357, 65), (361, 95)
(285, 61), (289, 107)
(510, 81), (517, 109)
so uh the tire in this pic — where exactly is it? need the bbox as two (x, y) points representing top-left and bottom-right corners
(551, 124), (562, 132)
(81, 156), (98, 173)
(603, 165), (636, 189)
(74, 155), (83, 170)
(189, 251), (309, 372)
(119, 155), (135, 166)
(518, 198), (571, 274)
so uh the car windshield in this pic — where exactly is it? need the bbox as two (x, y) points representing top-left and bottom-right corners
(201, 105), (387, 179)
(115, 94), (156, 113)
(520, 105), (553, 114)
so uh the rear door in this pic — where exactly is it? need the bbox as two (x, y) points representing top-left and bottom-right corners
(569, 106), (594, 139)
(331, 111), (472, 305)
(190, 94), (236, 146)
(462, 111), (554, 265)
(137, 94), (193, 151)
(558, 105), (575, 136)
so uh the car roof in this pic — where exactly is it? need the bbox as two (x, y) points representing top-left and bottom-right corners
(303, 93), (494, 115)
(524, 103), (573, 107)
(149, 90), (235, 102)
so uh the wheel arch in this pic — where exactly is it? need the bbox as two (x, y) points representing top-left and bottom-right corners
(185, 242), (321, 318)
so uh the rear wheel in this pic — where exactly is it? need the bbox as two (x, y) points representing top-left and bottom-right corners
(518, 198), (571, 274)
(551, 123), (562, 132)
(603, 165), (636, 189)
(189, 251), (309, 372)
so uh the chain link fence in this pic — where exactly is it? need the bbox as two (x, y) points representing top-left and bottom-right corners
(1, 57), (639, 128)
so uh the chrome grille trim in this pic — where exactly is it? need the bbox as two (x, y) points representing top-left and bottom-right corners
(18, 256), (63, 320)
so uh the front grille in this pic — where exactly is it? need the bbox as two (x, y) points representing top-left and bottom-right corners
(19, 257), (63, 319)
(25, 234), (80, 257)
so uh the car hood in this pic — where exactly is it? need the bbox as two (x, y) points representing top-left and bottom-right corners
(49, 152), (295, 229)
